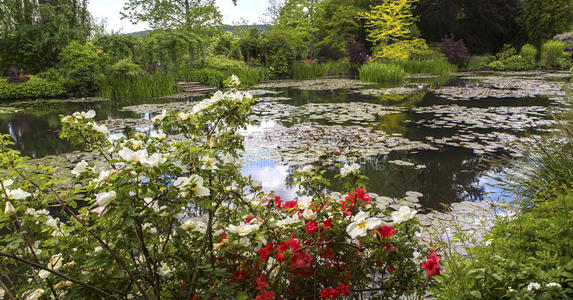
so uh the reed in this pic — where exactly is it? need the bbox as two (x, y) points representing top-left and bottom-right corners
(291, 61), (351, 80)
(395, 58), (457, 75)
(358, 63), (405, 83)
(98, 72), (178, 101)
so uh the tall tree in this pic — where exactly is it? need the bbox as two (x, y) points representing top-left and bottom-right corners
(358, 0), (427, 61)
(516, 0), (573, 46)
(313, 0), (361, 59)
(121, 0), (222, 33)
(415, 0), (521, 54)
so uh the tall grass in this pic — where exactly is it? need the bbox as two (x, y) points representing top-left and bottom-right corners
(291, 61), (352, 80)
(540, 40), (566, 68)
(98, 72), (178, 101)
(395, 58), (457, 75)
(358, 63), (405, 83)
(175, 67), (266, 87)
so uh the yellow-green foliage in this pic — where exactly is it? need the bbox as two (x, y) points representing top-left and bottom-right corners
(359, 63), (405, 82)
(0, 76), (68, 100)
(358, 0), (427, 61)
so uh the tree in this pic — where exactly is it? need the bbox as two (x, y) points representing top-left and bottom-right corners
(516, 0), (573, 46)
(121, 0), (222, 33)
(415, 0), (521, 54)
(358, 0), (427, 61)
(314, 0), (361, 59)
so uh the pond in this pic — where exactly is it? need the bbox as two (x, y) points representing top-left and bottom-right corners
(1, 71), (570, 210)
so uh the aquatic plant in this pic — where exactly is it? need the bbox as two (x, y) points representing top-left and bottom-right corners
(98, 71), (178, 101)
(395, 58), (457, 75)
(359, 63), (405, 83)
(291, 61), (351, 80)
(540, 40), (568, 68)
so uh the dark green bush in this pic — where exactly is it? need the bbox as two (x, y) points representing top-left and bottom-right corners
(520, 44), (538, 65)
(489, 55), (534, 71)
(58, 41), (105, 96)
(466, 55), (495, 70)
(176, 68), (227, 87)
(0, 76), (67, 100)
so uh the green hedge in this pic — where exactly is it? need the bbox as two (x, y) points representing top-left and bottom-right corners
(0, 76), (68, 100)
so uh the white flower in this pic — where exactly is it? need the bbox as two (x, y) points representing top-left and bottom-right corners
(92, 123), (109, 135)
(2, 179), (13, 187)
(340, 163), (360, 177)
(45, 216), (58, 228)
(173, 175), (210, 197)
(9, 188), (31, 200)
(0, 287), (5, 299)
(4, 201), (15, 214)
(71, 160), (88, 177)
(301, 208), (315, 220)
(74, 110), (95, 119)
(142, 223), (157, 234)
(141, 153), (166, 168)
(230, 74), (240, 86)
(151, 131), (166, 139)
(391, 206), (417, 224)
(94, 191), (116, 208)
(546, 282), (561, 289)
(227, 222), (260, 236)
(151, 109), (167, 123)
(118, 147), (148, 163)
(346, 211), (382, 239)
(275, 214), (301, 227)
(300, 165), (314, 173)
(527, 282), (541, 291)
(48, 254), (63, 271)
(39, 270), (52, 279)
(178, 111), (193, 121)
(181, 218), (207, 233)
(25, 289), (44, 300)
(201, 156), (218, 170)
(297, 196), (313, 210)
(158, 262), (173, 277)
(94, 246), (103, 253)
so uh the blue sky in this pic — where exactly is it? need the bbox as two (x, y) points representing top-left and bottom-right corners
(88, 0), (269, 33)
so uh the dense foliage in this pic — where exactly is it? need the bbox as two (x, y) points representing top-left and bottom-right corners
(0, 78), (441, 298)
(0, 76), (67, 100)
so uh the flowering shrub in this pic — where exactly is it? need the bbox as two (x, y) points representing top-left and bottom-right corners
(0, 76), (440, 298)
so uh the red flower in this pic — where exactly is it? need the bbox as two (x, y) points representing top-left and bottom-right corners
(257, 243), (274, 263)
(287, 238), (301, 251)
(422, 253), (442, 277)
(321, 218), (333, 231)
(245, 215), (255, 223)
(376, 225), (395, 238)
(338, 283), (351, 295)
(282, 201), (298, 209)
(384, 243), (397, 251)
(289, 250), (313, 269)
(305, 220), (318, 234)
(320, 287), (340, 299)
(255, 274), (268, 290)
(232, 269), (249, 281)
(253, 290), (275, 300)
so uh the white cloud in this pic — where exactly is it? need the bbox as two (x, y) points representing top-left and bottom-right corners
(88, 0), (268, 33)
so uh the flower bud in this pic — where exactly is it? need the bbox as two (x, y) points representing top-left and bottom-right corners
(4, 201), (15, 214)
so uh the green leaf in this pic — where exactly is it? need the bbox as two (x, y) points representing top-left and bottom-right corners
(469, 291), (482, 299)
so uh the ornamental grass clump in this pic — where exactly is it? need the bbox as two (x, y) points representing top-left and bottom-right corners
(0, 76), (441, 299)
(359, 63), (405, 83)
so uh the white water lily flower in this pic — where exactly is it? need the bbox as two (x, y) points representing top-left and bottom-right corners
(297, 196), (313, 210)
(71, 160), (88, 177)
(2, 179), (13, 187)
(4, 201), (15, 214)
(227, 222), (260, 236)
(9, 188), (31, 200)
(230, 74), (240, 86)
(25, 288), (44, 300)
(158, 262), (173, 277)
(201, 156), (218, 170)
(340, 163), (360, 177)
(391, 206), (417, 224)
(527, 282), (541, 291)
(151, 109), (167, 123)
(94, 191), (116, 208)
(346, 211), (382, 239)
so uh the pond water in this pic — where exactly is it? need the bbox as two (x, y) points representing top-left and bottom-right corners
(1, 72), (570, 209)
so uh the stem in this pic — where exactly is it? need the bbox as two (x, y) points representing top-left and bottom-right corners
(0, 252), (119, 299)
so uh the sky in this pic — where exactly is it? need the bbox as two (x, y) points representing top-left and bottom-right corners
(88, 0), (269, 33)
